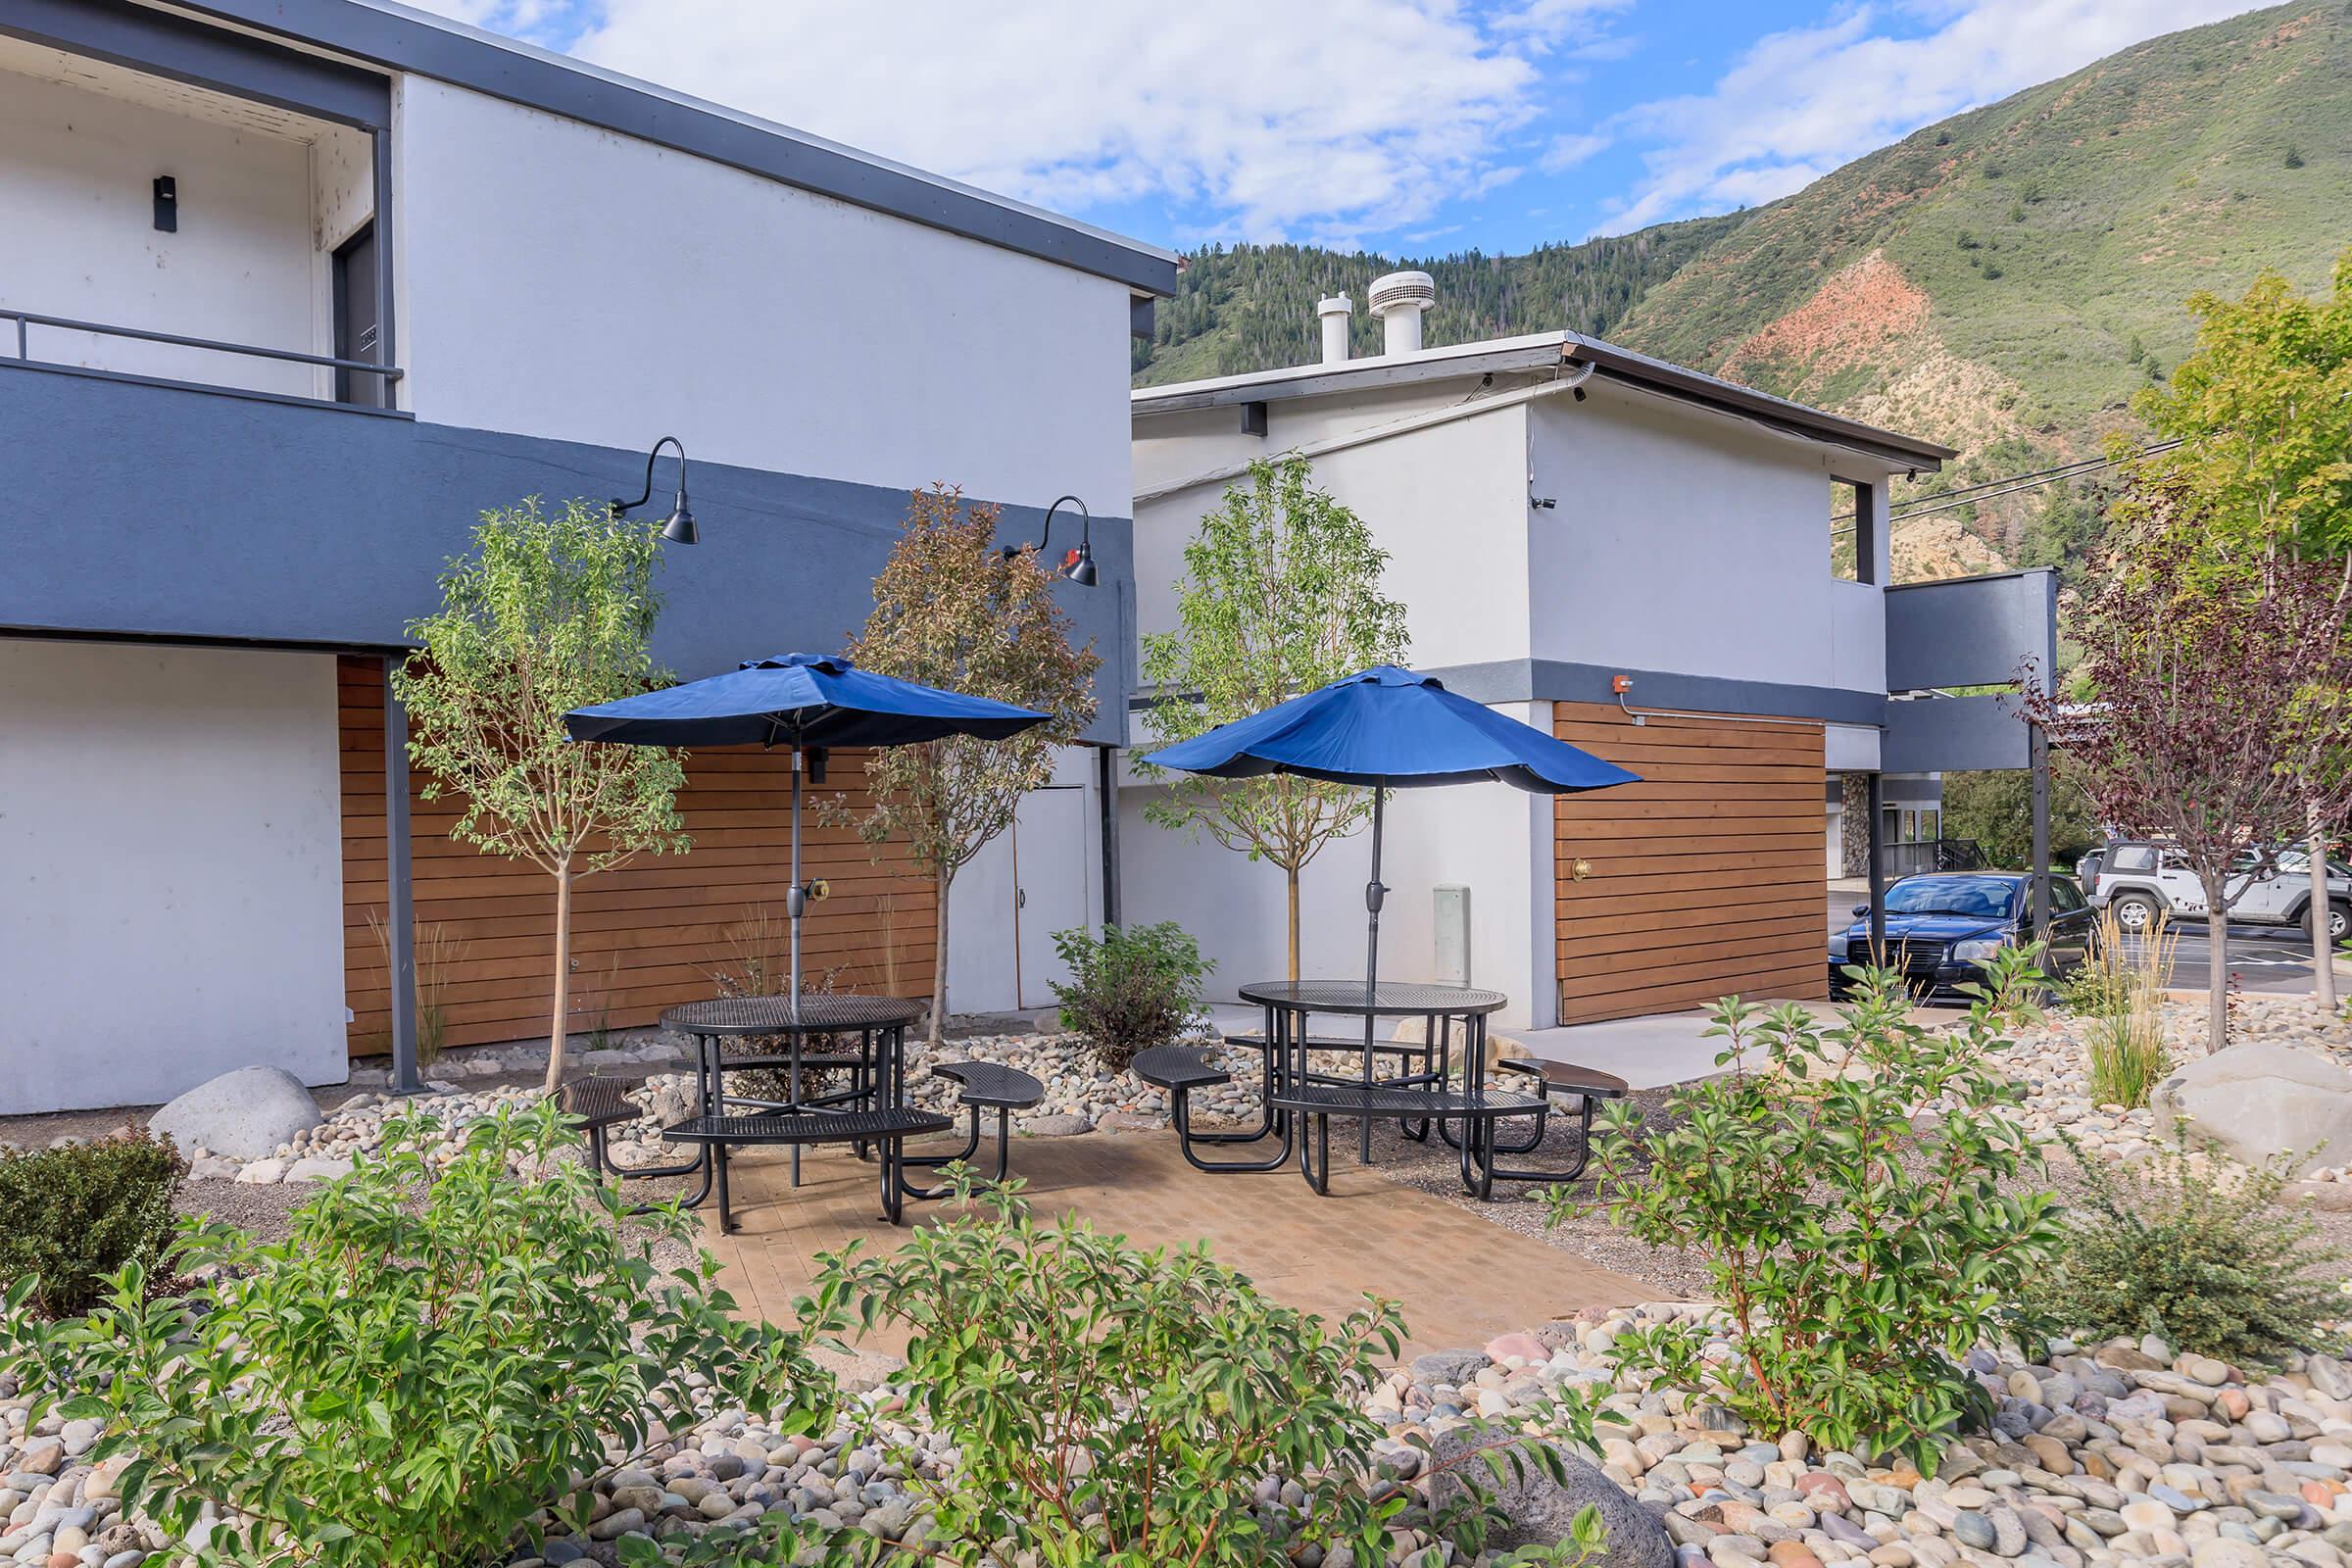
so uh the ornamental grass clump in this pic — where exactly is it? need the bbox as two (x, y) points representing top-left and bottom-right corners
(2032, 1133), (2346, 1367)
(2072, 905), (2178, 1109)
(1558, 954), (2065, 1473)
(0, 1101), (837, 1568)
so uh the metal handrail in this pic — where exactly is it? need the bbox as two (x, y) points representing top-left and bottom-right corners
(3, 307), (404, 384)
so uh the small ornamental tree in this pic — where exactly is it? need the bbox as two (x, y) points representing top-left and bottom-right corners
(394, 497), (688, 1093)
(2133, 251), (2352, 1006)
(1138, 457), (1409, 979)
(848, 485), (1099, 1045)
(2021, 479), (2352, 1053)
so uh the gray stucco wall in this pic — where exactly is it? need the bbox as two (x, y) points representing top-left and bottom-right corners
(1885, 570), (2057, 694)
(1, 365), (1133, 743)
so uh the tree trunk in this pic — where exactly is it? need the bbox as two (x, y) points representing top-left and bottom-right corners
(2208, 893), (2231, 1057)
(930, 864), (951, 1048)
(2314, 803), (2338, 1016)
(545, 857), (573, 1096)
(1286, 866), (1301, 983)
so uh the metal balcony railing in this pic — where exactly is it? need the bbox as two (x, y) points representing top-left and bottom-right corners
(3, 308), (403, 408)
(1879, 838), (1985, 879)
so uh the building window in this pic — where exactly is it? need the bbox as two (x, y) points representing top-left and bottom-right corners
(1920, 809), (1939, 841)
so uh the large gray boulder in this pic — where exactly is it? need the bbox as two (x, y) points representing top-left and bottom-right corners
(2150, 1044), (2352, 1174)
(1426, 1428), (1672, 1566)
(149, 1065), (322, 1160)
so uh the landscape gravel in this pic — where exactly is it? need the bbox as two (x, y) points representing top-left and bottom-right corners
(24, 1312), (2352, 1567)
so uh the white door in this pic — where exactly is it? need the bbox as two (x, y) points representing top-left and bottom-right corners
(1014, 787), (1091, 1009)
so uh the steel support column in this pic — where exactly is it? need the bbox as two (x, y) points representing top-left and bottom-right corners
(383, 655), (421, 1095)
(2029, 717), (2051, 942)
(1866, 771), (1887, 959)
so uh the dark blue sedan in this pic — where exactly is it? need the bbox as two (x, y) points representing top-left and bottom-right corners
(1830, 871), (2093, 999)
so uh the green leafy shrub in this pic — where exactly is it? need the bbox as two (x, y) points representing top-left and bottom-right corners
(670, 1180), (1601, 1568)
(1557, 955), (2065, 1472)
(2032, 1135), (2345, 1365)
(0, 1102), (836, 1568)
(1050, 920), (1213, 1071)
(0, 1129), (184, 1318)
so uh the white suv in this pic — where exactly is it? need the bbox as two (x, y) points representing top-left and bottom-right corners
(2091, 841), (2351, 943)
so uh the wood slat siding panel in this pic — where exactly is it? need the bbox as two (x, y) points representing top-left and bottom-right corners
(337, 657), (939, 1056)
(1553, 701), (1828, 1025)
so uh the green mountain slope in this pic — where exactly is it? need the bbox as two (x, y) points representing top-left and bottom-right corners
(1131, 216), (1749, 386)
(1133, 4), (2352, 580)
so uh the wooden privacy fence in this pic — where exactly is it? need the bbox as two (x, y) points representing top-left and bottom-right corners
(1552, 700), (1828, 1025)
(337, 657), (938, 1056)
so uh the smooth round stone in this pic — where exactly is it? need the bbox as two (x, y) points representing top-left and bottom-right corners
(1951, 1513), (1997, 1551)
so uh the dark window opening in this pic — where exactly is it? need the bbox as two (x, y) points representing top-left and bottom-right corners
(331, 222), (384, 409)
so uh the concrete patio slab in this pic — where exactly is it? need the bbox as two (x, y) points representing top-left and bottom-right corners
(698, 1128), (1659, 1357)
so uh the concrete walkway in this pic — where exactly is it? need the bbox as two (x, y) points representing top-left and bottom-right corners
(700, 1129), (1657, 1356)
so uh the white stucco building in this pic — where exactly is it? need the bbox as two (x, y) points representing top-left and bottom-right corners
(1125, 280), (2045, 1032)
(1, 0), (1170, 1112)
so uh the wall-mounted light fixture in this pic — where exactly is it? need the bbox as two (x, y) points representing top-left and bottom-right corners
(1001, 493), (1097, 586)
(612, 435), (695, 544)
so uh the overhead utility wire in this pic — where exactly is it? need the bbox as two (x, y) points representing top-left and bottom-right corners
(1828, 435), (2190, 531)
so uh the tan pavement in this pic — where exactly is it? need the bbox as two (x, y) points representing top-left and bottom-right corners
(699, 1128), (1659, 1357)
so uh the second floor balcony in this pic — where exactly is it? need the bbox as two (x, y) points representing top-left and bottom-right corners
(0, 23), (398, 413)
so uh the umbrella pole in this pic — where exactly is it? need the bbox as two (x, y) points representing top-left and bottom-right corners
(789, 747), (805, 1185)
(1361, 786), (1386, 1165)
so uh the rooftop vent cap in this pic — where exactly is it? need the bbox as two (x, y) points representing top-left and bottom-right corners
(1316, 294), (1352, 365)
(1368, 270), (1435, 357)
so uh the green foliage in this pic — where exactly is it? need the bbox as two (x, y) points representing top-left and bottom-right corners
(2133, 247), (2352, 562)
(2031, 1135), (2347, 1365)
(663, 1180), (1600, 1568)
(845, 484), (1101, 1044)
(1049, 921), (1213, 1071)
(1557, 956), (2066, 1472)
(394, 495), (690, 1092)
(0, 1102), (835, 1568)
(1938, 768), (2101, 869)
(1138, 457), (1409, 979)
(0, 1130), (183, 1319)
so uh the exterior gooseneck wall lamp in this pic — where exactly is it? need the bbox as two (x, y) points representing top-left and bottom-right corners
(612, 435), (696, 544)
(1002, 493), (1098, 586)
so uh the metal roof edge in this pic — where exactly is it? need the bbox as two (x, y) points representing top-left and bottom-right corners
(1133, 327), (1955, 469)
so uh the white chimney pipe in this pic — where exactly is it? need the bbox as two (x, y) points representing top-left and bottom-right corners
(1368, 270), (1436, 357)
(1316, 295), (1351, 365)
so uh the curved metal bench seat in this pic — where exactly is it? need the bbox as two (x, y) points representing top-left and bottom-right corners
(663, 1108), (955, 1230)
(897, 1060), (1047, 1200)
(1268, 1084), (1544, 1119)
(1132, 1045), (1233, 1092)
(932, 1060), (1045, 1108)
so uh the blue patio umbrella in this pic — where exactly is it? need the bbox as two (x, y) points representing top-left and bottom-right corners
(566, 653), (1049, 1018)
(1142, 664), (1639, 1010)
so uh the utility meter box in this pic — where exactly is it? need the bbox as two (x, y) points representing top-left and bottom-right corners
(1433, 884), (1471, 986)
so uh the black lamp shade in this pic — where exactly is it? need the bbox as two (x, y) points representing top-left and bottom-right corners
(662, 497), (697, 545)
(1065, 547), (1099, 587)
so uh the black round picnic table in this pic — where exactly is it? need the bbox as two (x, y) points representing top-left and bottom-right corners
(1235, 980), (1544, 1192)
(659, 993), (928, 1198)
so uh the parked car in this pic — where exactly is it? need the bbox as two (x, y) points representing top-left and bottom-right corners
(2089, 840), (2350, 943)
(1830, 871), (2093, 999)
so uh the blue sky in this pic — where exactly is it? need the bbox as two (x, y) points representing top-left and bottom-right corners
(418, 0), (2262, 258)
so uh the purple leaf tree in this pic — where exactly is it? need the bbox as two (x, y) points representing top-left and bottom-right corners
(2022, 475), (2352, 1054)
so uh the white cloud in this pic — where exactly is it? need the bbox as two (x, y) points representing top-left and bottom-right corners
(499, 0), (1624, 246)
(1541, 130), (1612, 173)
(1594, 0), (2262, 235)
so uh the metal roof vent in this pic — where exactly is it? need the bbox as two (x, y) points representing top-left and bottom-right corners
(1368, 270), (1435, 356)
(1317, 294), (1352, 365)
